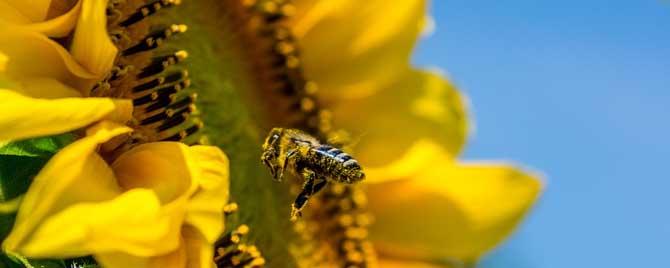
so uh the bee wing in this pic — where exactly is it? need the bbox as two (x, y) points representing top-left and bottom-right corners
(326, 129), (365, 151)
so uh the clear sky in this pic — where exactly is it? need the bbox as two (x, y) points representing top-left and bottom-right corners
(413, 1), (670, 267)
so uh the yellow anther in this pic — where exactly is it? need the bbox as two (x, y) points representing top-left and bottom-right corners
(182, 79), (192, 88)
(300, 97), (315, 112)
(262, 1), (278, 13)
(280, 4), (295, 16)
(276, 41), (295, 54)
(304, 81), (318, 94)
(175, 50), (188, 60)
(356, 213), (373, 226)
(285, 55), (300, 68)
(341, 240), (357, 251)
(231, 234), (241, 244)
(174, 24), (188, 32)
(243, 0), (257, 7)
(223, 202), (239, 213)
(346, 252), (364, 263)
(338, 214), (354, 226)
(250, 257), (266, 266)
(236, 224), (250, 235)
(345, 227), (368, 239)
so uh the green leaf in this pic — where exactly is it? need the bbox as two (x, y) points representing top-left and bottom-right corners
(24, 259), (66, 268)
(0, 135), (74, 242)
(0, 254), (98, 268)
(0, 254), (24, 268)
(0, 155), (50, 240)
(0, 156), (49, 202)
(0, 135), (75, 157)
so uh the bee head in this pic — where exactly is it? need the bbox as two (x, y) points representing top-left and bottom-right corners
(261, 128), (284, 180)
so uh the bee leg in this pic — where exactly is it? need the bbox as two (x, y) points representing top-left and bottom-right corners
(276, 149), (297, 181)
(290, 168), (320, 221)
(311, 177), (328, 196)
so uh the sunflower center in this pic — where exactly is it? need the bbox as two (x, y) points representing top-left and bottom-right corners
(95, 1), (376, 267)
(91, 0), (202, 152)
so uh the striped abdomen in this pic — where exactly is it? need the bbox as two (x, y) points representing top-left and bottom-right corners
(307, 145), (365, 183)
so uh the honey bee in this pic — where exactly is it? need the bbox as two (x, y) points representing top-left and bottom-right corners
(261, 128), (365, 220)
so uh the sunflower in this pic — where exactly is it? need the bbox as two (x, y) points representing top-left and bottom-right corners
(0, 0), (542, 268)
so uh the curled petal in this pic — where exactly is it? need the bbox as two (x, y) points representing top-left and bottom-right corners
(70, 0), (118, 78)
(0, 1), (82, 37)
(367, 159), (543, 261)
(332, 70), (469, 167)
(112, 143), (230, 244)
(0, 89), (132, 142)
(289, 0), (427, 98)
(0, 29), (97, 92)
(184, 145), (230, 243)
(112, 142), (195, 204)
(18, 1), (82, 37)
(16, 189), (172, 258)
(3, 121), (132, 255)
(182, 225), (215, 268)
(13, 77), (81, 98)
(95, 227), (214, 268)
(0, 0), (52, 23)
(95, 240), (187, 268)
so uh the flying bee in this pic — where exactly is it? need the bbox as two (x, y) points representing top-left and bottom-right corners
(261, 128), (365, 220)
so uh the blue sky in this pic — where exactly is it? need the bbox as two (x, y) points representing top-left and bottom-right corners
(413, 1), (670, 267)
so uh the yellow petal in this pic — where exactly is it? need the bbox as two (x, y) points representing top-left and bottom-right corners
(288, 0), (426, 98)
(332, 70), (469, 167)
(367, 161), (543, 261)
(378, 258), (452, 268)
(93, 224), (212, 268)
(0, 52), (7, 71)
(184, 145), (230, 243)
(183, 225), (215, 268)
(95, 238), (187, 268)
(112, 142), (195, 204)
(112, 143), (229, 243)
(0, 2), (32, 24)
(0, 29), (97, 92)
(15, 1), (82, 38)
(364, 140), (446, 184)
(16, 189), (173, 258)
(0, 0), (52, 22)
(13, 77), (83, 98)
(3, 121), (131, 253)
(0, 89), (132, 142)
(70, 0), (118, 77)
